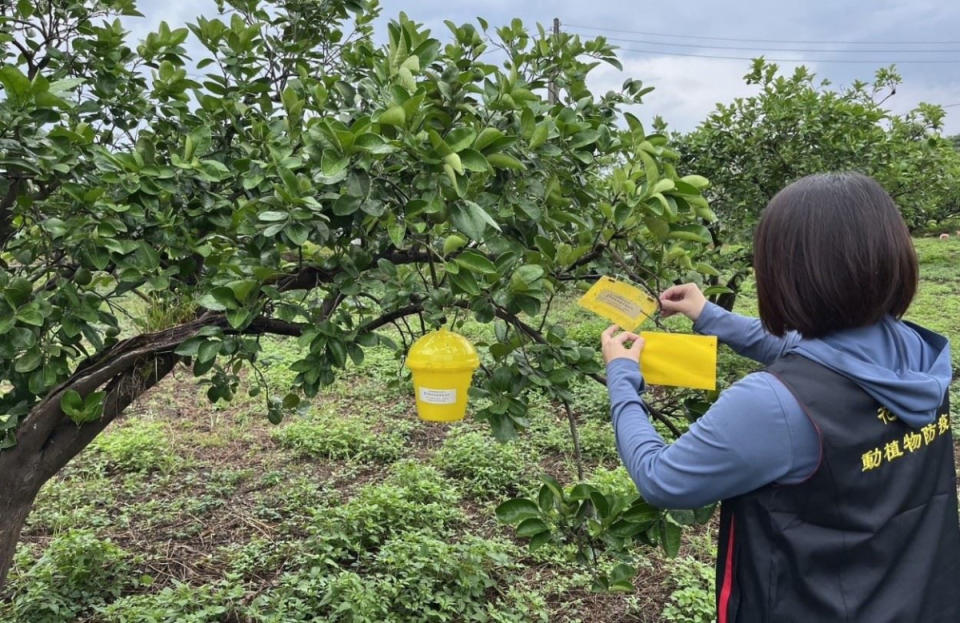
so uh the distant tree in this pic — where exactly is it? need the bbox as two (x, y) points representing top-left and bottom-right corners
(677, 60), (960, 308)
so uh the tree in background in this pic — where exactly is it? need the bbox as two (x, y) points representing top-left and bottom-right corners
(0, 0), (719, 586)
(676, 59), (960, 308)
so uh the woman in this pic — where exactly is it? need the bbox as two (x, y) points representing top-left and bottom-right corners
(601, 172), (960, 622)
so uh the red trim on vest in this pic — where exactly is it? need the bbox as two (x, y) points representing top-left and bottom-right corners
(719, 516), (736, 623)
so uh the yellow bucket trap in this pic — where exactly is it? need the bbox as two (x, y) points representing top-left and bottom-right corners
(405, 328), (479, 422)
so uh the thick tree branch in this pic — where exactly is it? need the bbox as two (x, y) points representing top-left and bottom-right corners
(37, 353), (179, 483)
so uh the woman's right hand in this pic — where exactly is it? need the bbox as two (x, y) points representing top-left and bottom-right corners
(659, 283), (708, 321)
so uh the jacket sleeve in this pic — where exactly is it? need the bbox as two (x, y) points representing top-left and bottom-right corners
(607, 357), (810, 509)
(693, 302), (801, 365)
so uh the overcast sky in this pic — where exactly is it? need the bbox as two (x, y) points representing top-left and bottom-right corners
(128, 0), (960, 135)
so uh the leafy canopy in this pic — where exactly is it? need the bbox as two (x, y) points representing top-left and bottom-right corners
(678, 59), (960, 244)
(0, 0), (718, 448)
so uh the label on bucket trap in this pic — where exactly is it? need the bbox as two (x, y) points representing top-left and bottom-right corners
(419, 388), (457, 405)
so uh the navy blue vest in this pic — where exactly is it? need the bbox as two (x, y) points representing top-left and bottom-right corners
(716, 354), (960, 623)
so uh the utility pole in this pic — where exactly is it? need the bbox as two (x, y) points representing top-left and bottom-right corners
(548, 17), (560, 105)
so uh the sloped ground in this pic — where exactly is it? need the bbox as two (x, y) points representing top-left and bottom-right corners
(1, 237), (956, 623)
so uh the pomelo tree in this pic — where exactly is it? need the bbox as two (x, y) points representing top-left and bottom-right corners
(0, 0), (719, 586)
(676, 60), (960, 308)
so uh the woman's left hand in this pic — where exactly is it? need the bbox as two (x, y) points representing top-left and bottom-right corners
(601, 325), (645, 364)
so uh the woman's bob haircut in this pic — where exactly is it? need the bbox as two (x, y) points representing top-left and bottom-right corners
(754, 172), (918, 338)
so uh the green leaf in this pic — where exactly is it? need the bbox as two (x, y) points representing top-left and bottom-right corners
(679, 174), (710, 189)
(442, 234), (468, 256)
(668, 224), (713, 244)
(211, 287), (238, 310)
(0, 313), (15, 335)
(623, 500), (659, 523)
(528, 531), (552, 551)
(445, 127), (477, 152)
(538, 484), (556, 512)
(695, 262), (720, 277)
(644, 216), (670, 241)
(285, 223), (310, 246)
(0, 66), (30, 100)
(320, 153), (350, 180)
(443, 163), (460, 196)
(282, 392), (300, 409)
(607, 563), (637, 593)
(16, 0), (33, 18)
(174, 337), (203, 357)
(15, 305), (43, 327)
(495, 498), (540, 524)
(5, 277), (33, 306)
(509, 264), (544, 293)
(333, 195), (361, 216)
(258, 211), (288, 222)
(48, 77), (84, 95)
(378, 105), (406, 127)
(354, 133), (394, 155)
(450, 201), (500, 241)
(443, 152), (464, 175)
(447, 270), (481, 296)
(570, 129), (599, 150)
(667, 509), (698, 526)
(693, 504), (717, 524)
(568, 483), (596, 501)
(196, 340), (221, 365)
(459, 148), (490, 172)
(465, 200), (502, 232)
(226, 308), (254, 329)
(486, 153), (525, 171)
(474, 128), (504, 152)
(529, 123), (548, 149)
(60, 390), (84, 418)
(454, 250), (497, 275)
(227, 279), (258, 303)
(82, 391), (106, 422)
(516, 517), (549, 537)
(659, 519), (682, 557)
(703, 285), (735, 296)
(388, 222), (405, 248)
(638, 150), (659, 190)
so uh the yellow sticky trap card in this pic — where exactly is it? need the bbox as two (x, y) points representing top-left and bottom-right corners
(578, 276), (659, 331)
(639, 332), (717, 391)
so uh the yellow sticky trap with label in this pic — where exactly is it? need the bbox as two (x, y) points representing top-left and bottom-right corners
(578, 276), (659, 331)
(639, 332), (717, 391)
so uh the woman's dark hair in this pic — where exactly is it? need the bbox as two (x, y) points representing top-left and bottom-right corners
(754, 172), (918, 338)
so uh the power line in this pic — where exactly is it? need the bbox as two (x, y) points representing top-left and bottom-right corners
(943, 103), (960, 108)
(584, 35), (960, 55)
(565, 23), (960, 46)
(615, 46), (960, 64)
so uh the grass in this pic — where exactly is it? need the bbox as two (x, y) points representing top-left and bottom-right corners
(1, 237), (957, 623)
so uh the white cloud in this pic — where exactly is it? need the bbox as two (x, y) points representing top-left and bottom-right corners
(586, 55), (773, 133)
(588, 54), (960, 136)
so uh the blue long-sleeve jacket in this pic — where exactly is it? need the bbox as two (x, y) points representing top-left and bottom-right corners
(608, 302), (952, 509)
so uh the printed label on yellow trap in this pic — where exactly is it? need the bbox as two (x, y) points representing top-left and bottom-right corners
(578, 276), (659, 330)
(639, 332), (717, 391)
(418, 387), (457, 405)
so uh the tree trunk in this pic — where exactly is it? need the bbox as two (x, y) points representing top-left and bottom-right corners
(0, 352), (179, 589)
(0, 492), (37, 591)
